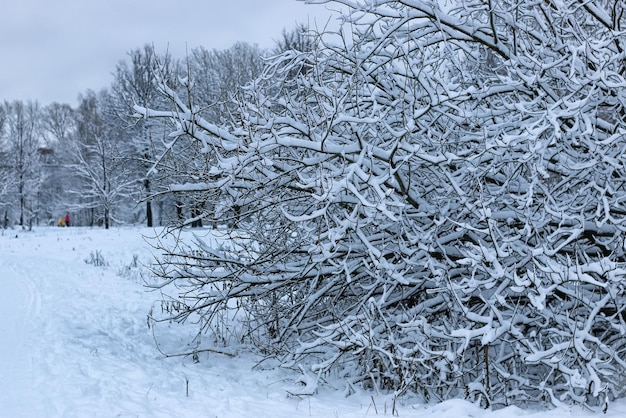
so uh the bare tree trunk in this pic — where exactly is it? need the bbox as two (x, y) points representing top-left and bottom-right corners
(104, 207), (110, 229)
(144, 178), (153, 227)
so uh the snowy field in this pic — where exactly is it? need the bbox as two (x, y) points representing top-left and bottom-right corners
(2, 226), (626, 417)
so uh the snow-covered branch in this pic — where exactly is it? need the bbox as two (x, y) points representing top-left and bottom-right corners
(144, 0), (626, 410)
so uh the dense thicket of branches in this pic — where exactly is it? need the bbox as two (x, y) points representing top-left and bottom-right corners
(139, 0), (626, 410)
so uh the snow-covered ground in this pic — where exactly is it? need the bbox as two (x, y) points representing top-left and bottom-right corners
(1, 226), (626, 417)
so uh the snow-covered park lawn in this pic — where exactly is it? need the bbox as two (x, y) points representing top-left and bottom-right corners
(1, 226), (626, 417)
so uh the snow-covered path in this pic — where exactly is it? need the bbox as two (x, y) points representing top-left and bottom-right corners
(2, 226), (626, 418)
(0, 247), (45, 416)
(0, 227), (396, 417)
(0, 227), (183, 416)
(0, 227), (209, 417)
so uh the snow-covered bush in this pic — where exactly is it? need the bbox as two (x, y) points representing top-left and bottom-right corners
(139, 0), (626, 410)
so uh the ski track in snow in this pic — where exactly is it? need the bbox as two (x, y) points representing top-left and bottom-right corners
(2, 226), (626, 418)
(0, 248), (44, 416)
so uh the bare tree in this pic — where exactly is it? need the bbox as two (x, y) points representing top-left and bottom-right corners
(274, 23), (317, 54)
(109, 45), (180, 227)
(0, 106), (15, 228)
(42, 102), (75, 148)
(70, 90), (138, 228)
(38, 102), (77, 221)
(1, 100), (43, 229)
(189, 41), (265, 122)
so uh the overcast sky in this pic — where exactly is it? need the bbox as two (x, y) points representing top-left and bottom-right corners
(0, 0), (338, 107)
